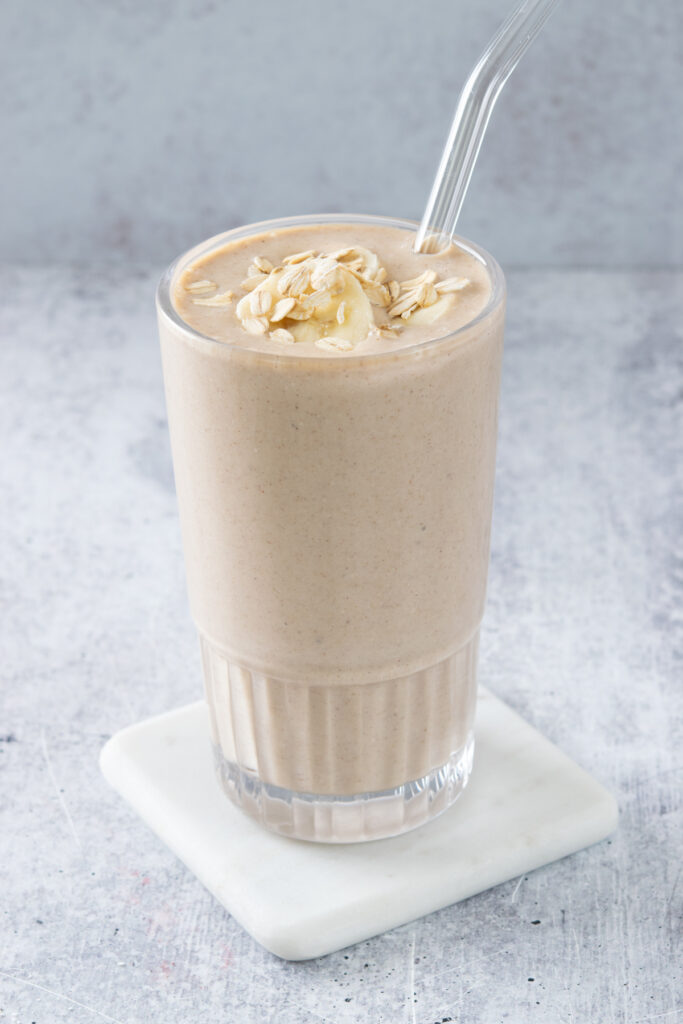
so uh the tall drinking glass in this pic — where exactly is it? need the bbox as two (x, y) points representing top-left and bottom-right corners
(156, 214), (505, 843)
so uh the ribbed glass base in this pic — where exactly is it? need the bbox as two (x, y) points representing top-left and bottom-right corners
(213, 735), (474, 843)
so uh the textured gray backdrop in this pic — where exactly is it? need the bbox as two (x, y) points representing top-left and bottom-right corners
(2, 0), (682, 267)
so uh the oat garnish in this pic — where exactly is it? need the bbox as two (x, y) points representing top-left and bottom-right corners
(234, 243), (471, 345)
(310, 257), (340, 289)
(328, 247), (355, 261)
(235, 293), (252, 319)
(252, 256), (273, 273)
(278, 264), (311, 297)
(285, 304), (313, 321)
(315, 336), (353, 352)
(435, 276), (470, 293)
(242, 316), (269, 335)
(185, 279), (218, 294)
(307, 287), (332, 309)
(192, 290), (234, 306)
(387, 291), (420, 319)
(249, 289), (273, 316)
(282, 250), (317, 265)
(370, 323), (404, 342)
(270, 328), (295, 344)
(400, 269), (438, 289)
(361, 281), (391, 307)
(270, 297), (296, 322)
(415, 283), (438, 307)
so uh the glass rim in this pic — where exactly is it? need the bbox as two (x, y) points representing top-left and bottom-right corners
(156, 213), (506, 364)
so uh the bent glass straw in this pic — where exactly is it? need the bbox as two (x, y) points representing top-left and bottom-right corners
(414, 0), (560, 253)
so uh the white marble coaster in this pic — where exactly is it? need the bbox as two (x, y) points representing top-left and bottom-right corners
(100, 689), (617, 960)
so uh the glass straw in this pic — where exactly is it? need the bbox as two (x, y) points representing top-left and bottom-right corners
(414, 0), (560, 253)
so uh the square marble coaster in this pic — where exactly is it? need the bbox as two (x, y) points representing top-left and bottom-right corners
(99, 689), (617, 960)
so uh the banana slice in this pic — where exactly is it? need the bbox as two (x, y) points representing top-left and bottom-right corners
(236, 265), (372, 346)
(290, 269), (372, 344)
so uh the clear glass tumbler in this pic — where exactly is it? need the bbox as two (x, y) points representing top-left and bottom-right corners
(156, 214), (505, 843)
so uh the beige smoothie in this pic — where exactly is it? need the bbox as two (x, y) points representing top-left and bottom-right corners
(157, 215), (505, 842)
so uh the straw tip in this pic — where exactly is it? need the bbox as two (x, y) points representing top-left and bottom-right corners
(413, 230), (451, 255)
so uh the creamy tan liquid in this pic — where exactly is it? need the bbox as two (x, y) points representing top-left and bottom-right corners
(159, 221), (504, 798)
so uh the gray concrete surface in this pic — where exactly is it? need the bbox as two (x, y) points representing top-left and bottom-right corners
(2, 0), (682, 268)
(0, 265), (681, 1022)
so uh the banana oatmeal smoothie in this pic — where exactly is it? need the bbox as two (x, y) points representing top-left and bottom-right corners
(157, 214), (505, 842)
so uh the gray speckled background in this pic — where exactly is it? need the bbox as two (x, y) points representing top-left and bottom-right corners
(2, 0), (682, 267)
